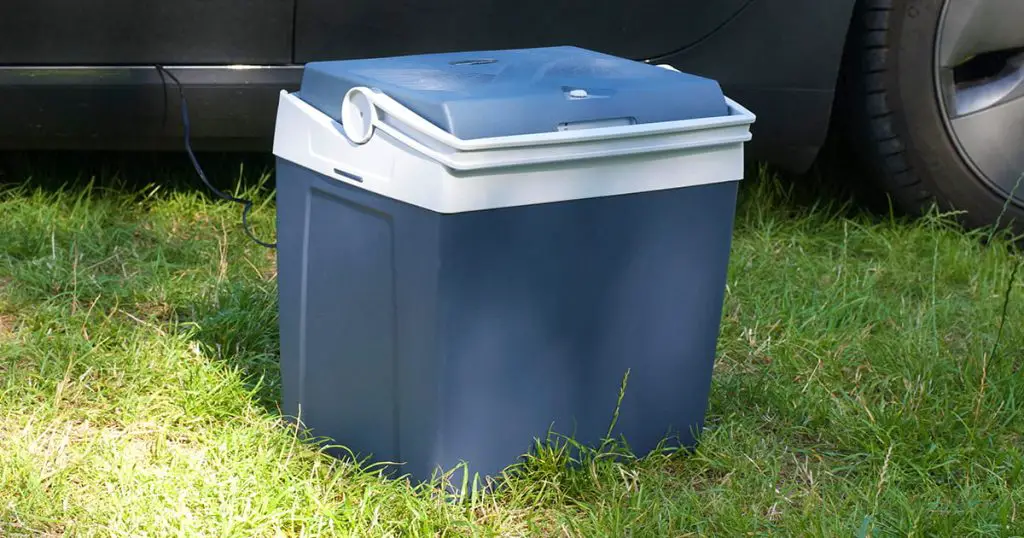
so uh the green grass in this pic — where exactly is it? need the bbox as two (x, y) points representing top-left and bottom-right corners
(0, 161), (1022, 537)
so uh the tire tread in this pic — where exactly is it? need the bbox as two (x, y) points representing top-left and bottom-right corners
(843, 0), (928, 209)
(833, 0), (1022, 230)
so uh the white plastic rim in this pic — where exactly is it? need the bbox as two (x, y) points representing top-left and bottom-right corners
(341, 87), (378, 144)
(274, 64), (757, 212)
(273, 90), (754, 213)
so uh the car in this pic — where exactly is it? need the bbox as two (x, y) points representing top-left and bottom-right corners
(0, 0), (1021, 230)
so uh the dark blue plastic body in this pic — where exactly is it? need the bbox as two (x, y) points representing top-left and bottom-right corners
(299, 46), (727, 139)
(276, 159), (739, 481)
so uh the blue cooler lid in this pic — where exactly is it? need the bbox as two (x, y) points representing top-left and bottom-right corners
(298, 46), (728, 140)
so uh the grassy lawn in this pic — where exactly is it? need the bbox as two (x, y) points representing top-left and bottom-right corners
(0, 161), (1022, 537)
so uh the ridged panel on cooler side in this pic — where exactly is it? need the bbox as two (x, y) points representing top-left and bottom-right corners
(276, 158), (740, 481)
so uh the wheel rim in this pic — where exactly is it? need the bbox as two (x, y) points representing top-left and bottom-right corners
(934, 0), (1024, 204)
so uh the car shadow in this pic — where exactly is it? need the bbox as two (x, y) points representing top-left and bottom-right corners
(0, 150), (275, 197)
(184, 278), (282, 415)
(0, 151), (285, 414)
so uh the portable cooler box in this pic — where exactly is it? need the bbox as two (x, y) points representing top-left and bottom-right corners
(272, 46), (755, 482)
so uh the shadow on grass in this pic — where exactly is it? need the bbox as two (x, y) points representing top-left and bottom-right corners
(185, 279), (282, 414)
(739, 141), (870, 223)
(0, 150), (882, 424)
(0, 151), (285, 414)
(0, 150), (276, 197)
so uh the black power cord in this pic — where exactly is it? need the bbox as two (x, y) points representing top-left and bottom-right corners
(155, 65), (277, 249)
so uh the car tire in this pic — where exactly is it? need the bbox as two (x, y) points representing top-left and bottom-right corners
(839, 0), (1024, 232)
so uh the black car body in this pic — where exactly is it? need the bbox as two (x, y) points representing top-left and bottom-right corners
(0, 0), (855, 174)
(3, 0), (1022, 230)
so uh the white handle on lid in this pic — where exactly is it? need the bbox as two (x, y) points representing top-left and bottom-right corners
(340, 85), (755, 155)
(342, 86), (467, 147)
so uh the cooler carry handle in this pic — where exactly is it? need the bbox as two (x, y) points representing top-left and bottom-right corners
(339, 85), (754, 150)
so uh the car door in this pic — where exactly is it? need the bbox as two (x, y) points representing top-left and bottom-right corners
(293, 0), (754, 63)
(0, 0), (295, 150)
(0, 0), (293, 65)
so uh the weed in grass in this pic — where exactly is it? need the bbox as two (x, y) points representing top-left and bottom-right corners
(0, 161), (1021, 536)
